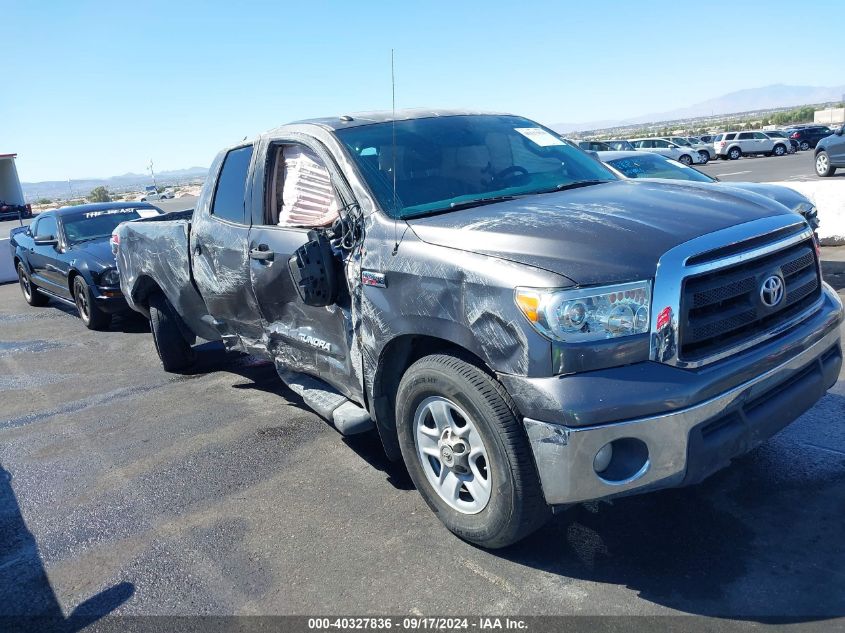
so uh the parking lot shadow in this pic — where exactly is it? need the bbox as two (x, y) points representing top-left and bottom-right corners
(497, 397), (845, 622)
(0, 464), (134, 631)
(821, 259), (845, 291)
(183, 342), (415, 490)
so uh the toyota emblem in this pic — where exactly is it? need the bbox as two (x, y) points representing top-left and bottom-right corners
(760, 275), (785, 308)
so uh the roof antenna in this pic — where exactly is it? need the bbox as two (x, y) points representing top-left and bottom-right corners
(391, 48), (400, 256)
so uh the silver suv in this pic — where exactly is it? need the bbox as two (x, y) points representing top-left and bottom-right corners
(714, 131), (789, 160)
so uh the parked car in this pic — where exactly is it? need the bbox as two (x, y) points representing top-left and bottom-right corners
(576, 140), (612, 152)
(667, 136), (712, 162)
(814, 124), (845, 177)
(698, 134), (718, 143)
(115, 110), (842, 548)
(604, 139), (636, 151)
(0, 200), (31, 221)
(786, 126), (834, 151)
(764, 130), (798, 153)
(9, 202), (162, 329)
(713, 131), (789, 160)
(140, 185), (175, 201)
(597, 151), (819, 228)
(629, 137), (704, 165)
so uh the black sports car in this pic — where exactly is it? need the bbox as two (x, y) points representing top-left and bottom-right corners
(9, 202), (162, 329)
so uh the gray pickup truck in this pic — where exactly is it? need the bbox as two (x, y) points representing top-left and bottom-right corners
(117, 110), (843, 548)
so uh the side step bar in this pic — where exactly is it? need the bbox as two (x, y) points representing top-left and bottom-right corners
(277, 369), (374, 436)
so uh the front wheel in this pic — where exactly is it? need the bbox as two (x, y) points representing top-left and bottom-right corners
(396, 354), (549, 548)
(697, 150), (709, 164)
(773, 144), (786, 156)
(74, 276), (111, 330)
(816, 151), (836, 177)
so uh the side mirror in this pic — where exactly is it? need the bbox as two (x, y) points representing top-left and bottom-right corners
(34, 235), (58, 247)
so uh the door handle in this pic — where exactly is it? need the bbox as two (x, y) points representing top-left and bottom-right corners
(250, 246), (274, 261)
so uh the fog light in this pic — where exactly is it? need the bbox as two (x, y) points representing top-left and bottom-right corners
(593, 442), (613, 473)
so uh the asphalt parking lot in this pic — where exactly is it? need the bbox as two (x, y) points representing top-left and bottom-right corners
(698, 149), (844, 183)
(1, 235), (844, 627)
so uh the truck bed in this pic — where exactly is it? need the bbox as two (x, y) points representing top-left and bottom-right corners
(116, 211), (220, 341)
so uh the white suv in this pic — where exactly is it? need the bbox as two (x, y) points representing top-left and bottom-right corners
(714, 131), (789, 160)
(629, 138), (704, 165)
(672, 136), (714, 162)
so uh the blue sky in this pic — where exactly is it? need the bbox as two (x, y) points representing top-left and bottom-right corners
(3, 0), (841, 182)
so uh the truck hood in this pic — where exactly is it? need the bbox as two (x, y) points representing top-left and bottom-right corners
(68, 239), (115, 269)
(407, 179), (795, 285)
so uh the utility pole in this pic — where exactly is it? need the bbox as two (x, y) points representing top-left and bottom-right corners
(67, 178), (73, 201)
(148, 159), (158, 190)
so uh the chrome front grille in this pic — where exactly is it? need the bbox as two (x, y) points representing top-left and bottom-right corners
(679, 239), (821, 361)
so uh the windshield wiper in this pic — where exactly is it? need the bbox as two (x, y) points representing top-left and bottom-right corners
(71, 236), (108, 244)
(447, 195), (519, 212)
(533, 180), (612, 195)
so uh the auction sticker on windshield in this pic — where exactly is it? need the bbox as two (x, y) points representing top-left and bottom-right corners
(514, 127), (565, 147)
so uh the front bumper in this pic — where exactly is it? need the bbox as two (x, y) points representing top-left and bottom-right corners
(92, 286), (129, 314)
(515, 287), (842, 506)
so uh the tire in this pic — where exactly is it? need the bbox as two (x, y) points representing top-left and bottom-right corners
(697, 150), (709, 164)
(396, 354), (549, 548)
(73, 276), (111, 330)
(815, 151), (836, 177)
(17, 263), (49, 306)
(728, 147), (742, 160)
(148, 292), (195, 371)
(800, 141), (810, 151)
(679, 154), (693, 166)
(773, 144), (786, 157)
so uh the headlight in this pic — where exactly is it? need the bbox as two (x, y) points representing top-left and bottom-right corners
(100, 268), (120, 286)
(515, 281), (652, 343)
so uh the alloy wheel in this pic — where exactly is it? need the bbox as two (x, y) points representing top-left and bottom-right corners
(18, 266), (32, 301)
(414, 396), (492, 514)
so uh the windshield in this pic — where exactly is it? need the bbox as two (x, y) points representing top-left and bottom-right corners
(63, 208), (155, 244)
(606, 153), (714, 183)
(607, 140), (634, 150)
(334, 115), (616, 219)
(672, 138), (692, 147)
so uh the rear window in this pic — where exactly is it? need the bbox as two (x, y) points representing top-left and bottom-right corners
(63, 208), (157, 244)
(724, 133), (736, 140)
(211, 145), (254, 224)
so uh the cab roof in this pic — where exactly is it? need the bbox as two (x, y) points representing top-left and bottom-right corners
(283, 108), (512, 132)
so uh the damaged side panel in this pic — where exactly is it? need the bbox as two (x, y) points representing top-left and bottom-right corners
(117, 214), (220, 342)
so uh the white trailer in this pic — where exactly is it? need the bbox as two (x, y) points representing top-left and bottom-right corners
(1, 153), (27, 283)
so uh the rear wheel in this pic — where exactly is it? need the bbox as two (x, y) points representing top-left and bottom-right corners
(148, 292), (195, 371)
(728, 147), (742, 160)
(800, 141), (810, 151)
(74, 276), (111, 330)
(815, 151), (836, 177)
(697, 150), (709, 164)
(679, 154), (693, 166)
(17, 263), (49, 306)
(396, 354), (549, 548)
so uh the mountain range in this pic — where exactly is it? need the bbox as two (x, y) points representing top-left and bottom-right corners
(22, 167), (209, 201)
(551, 83), (845, 133)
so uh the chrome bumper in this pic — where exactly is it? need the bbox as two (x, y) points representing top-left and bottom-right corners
(524, 321), (842, 506)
